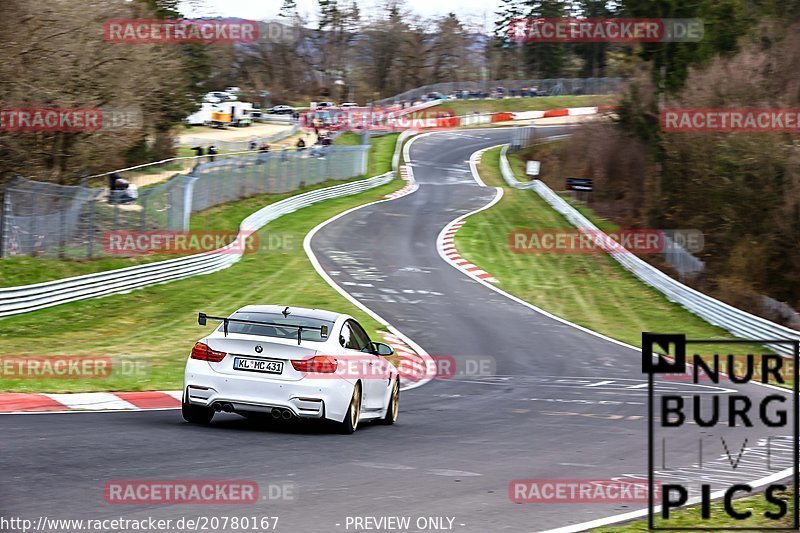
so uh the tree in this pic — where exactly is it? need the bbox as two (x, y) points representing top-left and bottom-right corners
(0, 0), (205, 181)
(522, 0), (571, 77)
(428, 13), (469, 83)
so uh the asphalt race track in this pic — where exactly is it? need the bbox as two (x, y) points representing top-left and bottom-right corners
(0, 127), (794, 533)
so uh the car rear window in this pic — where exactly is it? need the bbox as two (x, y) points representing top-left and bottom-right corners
(223, 312), (333, 342)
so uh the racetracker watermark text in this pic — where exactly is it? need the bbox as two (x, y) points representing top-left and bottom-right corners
(662, 108), (800, 132)
(509, 480), (658, 503)
(104, 19), (258, 44)
(509, 18), (703, 43)
(509, 229), (703, 254)
(0, 107), (142, 132)
(103, 231), (259, 255)
(103, 480), (295, 504)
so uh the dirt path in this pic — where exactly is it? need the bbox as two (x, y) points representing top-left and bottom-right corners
(177, 123), (295, 145)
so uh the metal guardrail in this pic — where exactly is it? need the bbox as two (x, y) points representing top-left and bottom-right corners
(0, 172), (393, 319)
(375, 78), (626, 107)
(498, 145), (800, 355)
(391, 130), (416, 175)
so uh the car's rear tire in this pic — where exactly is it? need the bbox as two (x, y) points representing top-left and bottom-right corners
(339, 383), (362, 434)
(380, 380), (399, 425)
(182, 397), (214, 424)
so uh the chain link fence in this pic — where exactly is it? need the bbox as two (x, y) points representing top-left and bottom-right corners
(375, 78), (626, 107)
(1, 145), (368, 259)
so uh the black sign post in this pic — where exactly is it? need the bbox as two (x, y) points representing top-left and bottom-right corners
(566, 178), (593, 202)
(566, 178), (593, 191)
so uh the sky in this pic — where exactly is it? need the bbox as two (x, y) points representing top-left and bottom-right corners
(178, 0), (499, 31)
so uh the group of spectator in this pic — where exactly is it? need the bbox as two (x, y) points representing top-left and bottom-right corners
(293, 130), (331, 154)
(191, 145), (218, 161)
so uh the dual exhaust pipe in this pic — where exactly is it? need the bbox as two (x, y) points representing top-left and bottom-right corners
(212, 402), (294, 420)
(271, 407), (294, 420)
(213, 402), (234, 413)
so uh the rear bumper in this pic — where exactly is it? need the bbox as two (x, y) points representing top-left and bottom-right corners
(184, 358), (354, 422)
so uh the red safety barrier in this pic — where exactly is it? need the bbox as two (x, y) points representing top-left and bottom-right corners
(542, 109), (569, 118)
(491, 112), (514, 122)
(436, 116), (461, 128)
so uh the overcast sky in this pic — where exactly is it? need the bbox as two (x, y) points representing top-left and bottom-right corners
(178, 0), (499, 31)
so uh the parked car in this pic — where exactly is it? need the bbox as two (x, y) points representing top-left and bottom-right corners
(203, 91), (235, 104)
(267, 105), (294, 115)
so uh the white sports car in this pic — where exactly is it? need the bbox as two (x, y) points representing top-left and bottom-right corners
(182, 305), (400, 433)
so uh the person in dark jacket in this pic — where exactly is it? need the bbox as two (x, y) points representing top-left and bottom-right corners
(207, 145), (218, 162)
(107, 172), (123, 203)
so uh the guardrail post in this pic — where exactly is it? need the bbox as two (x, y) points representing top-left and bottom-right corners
(59, 201), (66, 259)
(0, 184), (8, 258)
(140, 195), (147, 231)
(182, 174), (198, 231)
(87, 198), (95, 259)
(30, 190), (39, 257)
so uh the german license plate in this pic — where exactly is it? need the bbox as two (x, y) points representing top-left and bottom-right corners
(233, 357), (283, 374)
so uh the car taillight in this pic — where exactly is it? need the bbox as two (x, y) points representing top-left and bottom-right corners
(191, 342), (227, 363)
(291, 355), (338, 373)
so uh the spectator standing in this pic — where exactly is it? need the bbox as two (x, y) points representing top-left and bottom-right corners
(192, 146), (204, 158)
(257, 143), (270, 164)
(122, 182), (138, 204)
(107, 172), (123, 203)
(113, 178), (136, 204)
(208, 145), (218, 162)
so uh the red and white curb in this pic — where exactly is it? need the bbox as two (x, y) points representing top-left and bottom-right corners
(439, 221), (498, 283)
(435, 145), (501, 284)
(384, 165), (418, 200)
(379, 331), (428, 386)
(511, 105), (615, 121)
(0, 336), (427, 414)
(0, 390), (183, 414)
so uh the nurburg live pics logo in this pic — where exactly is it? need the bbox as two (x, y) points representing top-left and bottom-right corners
(642, 332), (799, 530)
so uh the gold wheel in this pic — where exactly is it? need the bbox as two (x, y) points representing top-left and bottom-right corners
(389, 382), (399, 422)
(350, 385), (361, 430)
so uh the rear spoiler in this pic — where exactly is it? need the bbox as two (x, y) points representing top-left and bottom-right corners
(198, 312), (329, 345)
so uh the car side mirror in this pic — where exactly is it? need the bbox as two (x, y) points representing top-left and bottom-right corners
(371, 342), (394, 356)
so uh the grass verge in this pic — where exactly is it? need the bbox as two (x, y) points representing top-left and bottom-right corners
(335, 132), (396, 178)
(459, 146), (766, 356)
